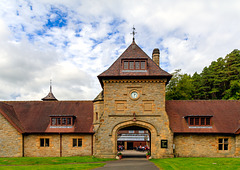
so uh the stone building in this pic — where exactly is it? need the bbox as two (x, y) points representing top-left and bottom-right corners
(0, 39), (239, 158)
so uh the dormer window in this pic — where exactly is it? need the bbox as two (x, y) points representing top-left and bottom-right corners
(122, 59), (147, 70)
(50, 116), (74, 126)
(186, 116), (212, 126)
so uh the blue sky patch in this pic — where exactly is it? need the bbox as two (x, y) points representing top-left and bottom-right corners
(44, 6), (68, 29)
(26, 33), (34, 41)
(10, 93), (21, 100)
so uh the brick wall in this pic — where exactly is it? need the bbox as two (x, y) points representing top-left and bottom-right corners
(174, 134), (236, 157)
(0, 114), (22, 157)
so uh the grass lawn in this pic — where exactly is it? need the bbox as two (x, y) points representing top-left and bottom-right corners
(150, 157), (240, 170)
(0, 156), (115, 170)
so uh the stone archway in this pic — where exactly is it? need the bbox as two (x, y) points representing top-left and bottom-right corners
(111, 120), (159, 157)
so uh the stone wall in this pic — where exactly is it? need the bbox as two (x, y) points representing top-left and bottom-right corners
(235, 135), (240, 157)
(94, 79), (173, 158)
(0, 114), (22, 157)
(62, 134), (92, 157)
(174, 134), (236, 157)
(24, 134), (60, 157)
(24, 134), (92, 157)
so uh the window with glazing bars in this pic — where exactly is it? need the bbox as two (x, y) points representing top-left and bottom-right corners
(218, 138), (228, 150)
(73, 138), (82, 147)
(188, 117), (211, 126)
(122, 60), (146, 70)
(40, 138), (49, 147)
(51, 117), (73, 126)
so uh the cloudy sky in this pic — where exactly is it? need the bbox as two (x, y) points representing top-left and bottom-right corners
(0, 0), (239, 101)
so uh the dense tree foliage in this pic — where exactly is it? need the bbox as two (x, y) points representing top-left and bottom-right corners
(166, 49), (240, 100)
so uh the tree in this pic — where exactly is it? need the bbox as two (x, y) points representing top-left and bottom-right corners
(166, 69), (194, 100)
(166, 49), (240, 100)
(223, 80), (240, 100)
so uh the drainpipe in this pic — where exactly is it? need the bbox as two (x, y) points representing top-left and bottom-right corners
(22, 134), (24, 157)
(60, 133), (62, 157)
(91, 134), (93, 156)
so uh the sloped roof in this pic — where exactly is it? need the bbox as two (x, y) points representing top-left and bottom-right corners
(166, 100), (240, 134)
(0, 102), (24, 133)
(3, 101), (93, 133)
(98, 40), (172, 86)
(1, 100), (239, 134)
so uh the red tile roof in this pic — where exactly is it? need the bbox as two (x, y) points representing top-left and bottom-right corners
(166, 100), (240, 134)
(1, 100), (239, 134)
(3, 101), (93, 133)
(0, 102), (24, 133)
(98, 40), (172, 86)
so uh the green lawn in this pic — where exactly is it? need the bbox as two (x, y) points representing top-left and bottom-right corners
(0, 156), (114, 170)
(150, 157), (240, 170)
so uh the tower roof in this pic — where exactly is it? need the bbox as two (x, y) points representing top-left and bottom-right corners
(98, 40), (172, 86)
(42, 82), (58, 101)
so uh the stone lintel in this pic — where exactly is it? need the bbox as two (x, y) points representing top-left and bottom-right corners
(108, 115), (161, 117)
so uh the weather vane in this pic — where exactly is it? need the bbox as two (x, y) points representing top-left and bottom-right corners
(131, 26), (137, 41)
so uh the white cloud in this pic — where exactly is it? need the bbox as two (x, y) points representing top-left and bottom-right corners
(0, 0), (240, 100)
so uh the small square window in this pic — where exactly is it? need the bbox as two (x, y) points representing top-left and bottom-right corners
(129, 130), (134, 133)
(40, 138), (49, 147)
(73, 138), (82, 147)
(218, 138), (228, 150)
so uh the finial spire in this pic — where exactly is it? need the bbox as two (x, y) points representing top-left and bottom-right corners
(50, 79), (52, 93)
(131, 26), (137, 41)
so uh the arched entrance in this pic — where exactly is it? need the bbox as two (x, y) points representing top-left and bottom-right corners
(111, 120), (158, 158)
(117, 126), (150, 158)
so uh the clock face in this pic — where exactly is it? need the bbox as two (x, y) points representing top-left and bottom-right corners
(131, 91), (138, 99)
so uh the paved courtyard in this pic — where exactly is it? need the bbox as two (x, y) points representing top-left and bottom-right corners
(94, 150), (159, 170)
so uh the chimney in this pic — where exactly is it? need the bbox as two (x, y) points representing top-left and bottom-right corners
(152, 48), (160, 66)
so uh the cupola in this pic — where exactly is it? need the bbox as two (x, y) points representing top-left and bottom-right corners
(42, 80), (58, 101)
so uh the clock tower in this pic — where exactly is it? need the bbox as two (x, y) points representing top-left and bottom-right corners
(93, 39), (173, 158)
